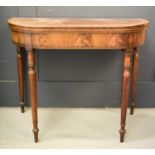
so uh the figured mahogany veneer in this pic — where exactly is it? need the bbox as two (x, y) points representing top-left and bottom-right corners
(8, 18), (148, 49)
(8, 18), (148, 143)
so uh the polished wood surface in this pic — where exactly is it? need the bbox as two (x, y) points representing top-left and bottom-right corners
(120, 49), (132, 142)
(8, 18), (148, 49)
(8, 18), (148, 28)
(130, 48), (139, 115)
(27, 49), (39, 143)
(8, 18), (148, 143)
(17, 47), (25, 113)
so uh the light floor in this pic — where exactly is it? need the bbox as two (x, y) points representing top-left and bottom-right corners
(0, 107), (155, 149)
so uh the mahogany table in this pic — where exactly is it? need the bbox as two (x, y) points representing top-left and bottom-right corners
(8, 18), (148, 143)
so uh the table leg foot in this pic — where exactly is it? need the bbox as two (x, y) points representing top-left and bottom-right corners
(130, 102), (135, 115)
(119, 128), (126, 143)
(33, 127), (39, 143)
(21, 102), (25, 113)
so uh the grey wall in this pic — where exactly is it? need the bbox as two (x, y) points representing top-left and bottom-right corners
(0, 6), (155, 107)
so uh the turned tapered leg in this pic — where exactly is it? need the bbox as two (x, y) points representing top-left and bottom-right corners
(27, 49), (39, 143)
(17, 47), (25, 113)
(130, 48), (139, 115)
(119, 50), (132, 142)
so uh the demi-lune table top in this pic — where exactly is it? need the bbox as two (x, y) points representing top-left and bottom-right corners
(8, 18), (148, 28)
(8, 18), (149, 49)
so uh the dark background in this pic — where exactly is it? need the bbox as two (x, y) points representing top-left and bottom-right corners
(0, 6), (155, 107)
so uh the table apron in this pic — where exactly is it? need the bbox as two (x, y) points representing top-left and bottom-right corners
(11, 30), (146, 50)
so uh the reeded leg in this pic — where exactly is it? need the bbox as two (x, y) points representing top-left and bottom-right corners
(27, 49), (39, 143)
(130, 48), (139, 115)
(119, 49), (132, 142)
(17, 47), (25, 113)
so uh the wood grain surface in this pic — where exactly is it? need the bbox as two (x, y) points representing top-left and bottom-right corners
(8, 18), (148, 28)
(8, 17), (148, 143)
(8, 18), (148, 49)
